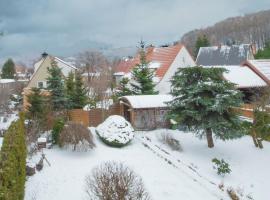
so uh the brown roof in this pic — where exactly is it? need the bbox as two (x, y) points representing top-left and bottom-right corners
(115, 44), (183, 78)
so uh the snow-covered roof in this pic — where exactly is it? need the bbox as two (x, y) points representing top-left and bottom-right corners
(114, 72), (125, 76)
(120, 95), (172, 109)
(81, 72), (100, 77)
(0, 79), (15, 83)
(196, 44), (254, 66)
(203, 65), (267, 88)
(244, 59), (270, 83)
(148, 62), (161, 69)
(54, 57), (77, 77)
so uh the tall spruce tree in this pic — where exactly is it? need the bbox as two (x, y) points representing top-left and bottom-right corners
(27, 88), (46, 119)
(131, 41), (158, 95)
(1, 58), (15, 79)
(116, 77), (132, 97)
(168, 66), (243, 148)
(65, 72), (76, 109)
(73, 72), (88, 109)
(194, 35), (210, 57)
(47, 59), (66, 111)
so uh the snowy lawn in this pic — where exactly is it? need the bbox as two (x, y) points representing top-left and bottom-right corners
(0, 113), (18, 131)
(25, 129), (270, 200)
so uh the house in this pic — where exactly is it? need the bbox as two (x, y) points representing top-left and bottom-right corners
(242, 59), (270, 85)
(23, 52), (77, 110)
(196, 44), (256, 66)
(114, 44), (195, 94)
(203, 65), (268, 102)
(119, 95), (173, 130)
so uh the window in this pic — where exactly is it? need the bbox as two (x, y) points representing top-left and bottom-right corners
(38, 81), (44, 88)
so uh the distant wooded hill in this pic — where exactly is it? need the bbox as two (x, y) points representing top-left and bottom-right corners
(181, 9), (270, 55)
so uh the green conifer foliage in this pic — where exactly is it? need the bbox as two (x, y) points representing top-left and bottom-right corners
(255, 41), (270, 59)
(195, 35), (210, 57)
(47, 60), (66, 111)
(131, 41), (158, 95)
(0, 113), (27, 200)
(116, 77), (132, 97)
(168, 66), (244, 148)
(1, 58), (15, 79)
(73, 72), (88, 109)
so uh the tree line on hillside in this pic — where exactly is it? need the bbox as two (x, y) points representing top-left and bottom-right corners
(181, 9), (270, 54)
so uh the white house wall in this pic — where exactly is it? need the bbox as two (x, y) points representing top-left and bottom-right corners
(155, 47), (195, 94)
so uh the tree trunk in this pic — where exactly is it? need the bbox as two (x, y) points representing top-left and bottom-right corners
(257, 138), (264, 149)
(251, 130), (259, 148)
(206, 128), (214, 148)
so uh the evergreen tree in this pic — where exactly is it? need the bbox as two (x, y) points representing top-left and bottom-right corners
(73, 72), (88, 109)
(47, 60), (66, 111)
(195, 35), (210, 57)
(65, 72), (76, 109)
(26, 88), (50, 131)
(243, 87), (270, 148)
(255, 41), (270, 59)
(1, 58), (15, 79)
(116, 77), (132, 97)
(0, 113), (26, 200)
(168, 66), (244, 148)
(131, 41), (158, 95)
(27, 88), (45, 119)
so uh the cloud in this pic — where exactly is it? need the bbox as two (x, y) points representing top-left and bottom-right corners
(0, 0), (269, 64)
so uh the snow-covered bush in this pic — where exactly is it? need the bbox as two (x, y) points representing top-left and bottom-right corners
(96, 115), (134, 147)
(212, 158), (231, 176)
(85, 161), (150, 200)
(59, 122), (95, 151)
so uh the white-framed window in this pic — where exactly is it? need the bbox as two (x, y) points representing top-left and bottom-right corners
(37, 81), (44, 88)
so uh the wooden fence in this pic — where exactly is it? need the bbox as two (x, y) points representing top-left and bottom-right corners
(68, 103), (120, 127)
(232, 104), (254, 119)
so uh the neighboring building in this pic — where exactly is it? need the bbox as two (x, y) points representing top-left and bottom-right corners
(196, 44), (256, 66)
(114, 44), (195, 94)
(242, 59), (270, 85)
(119, 95), (172, 130)
(0, 79), (16, 106)
(202, 65), (268, 102)
(15, 65), (33, 80)
(23, 52), (77, 110)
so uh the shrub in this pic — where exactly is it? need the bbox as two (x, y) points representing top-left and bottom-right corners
(0, 113), (27, 200)
(96, 115), (134, 147)
(52, 118), (65, 144)
(212, 158), (231, 176)
(85, 161), (150, 200)
(59, 122), (95, 151)
(159, 132), (182, 151)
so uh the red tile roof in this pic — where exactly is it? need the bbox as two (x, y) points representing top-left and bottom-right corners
(115, 44), (183, 78)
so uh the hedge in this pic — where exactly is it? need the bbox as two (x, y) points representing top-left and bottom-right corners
(0, 113), (27, 200)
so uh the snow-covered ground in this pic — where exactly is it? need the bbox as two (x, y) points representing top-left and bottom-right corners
(0, 113), (18, 150)
(25, 129), (270, 200)
(0, 113), (18, 131)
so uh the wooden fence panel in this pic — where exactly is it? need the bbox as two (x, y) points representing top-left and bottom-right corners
(69, 103), (121, 127)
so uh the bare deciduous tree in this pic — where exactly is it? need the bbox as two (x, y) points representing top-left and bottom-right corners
(77, 50), (114, 112)
(85, 161), (150, 200)
(59, 122), (95, 151)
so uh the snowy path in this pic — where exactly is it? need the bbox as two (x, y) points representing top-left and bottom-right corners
(25, 133), (223, 200)
(137, 135), (227, 199)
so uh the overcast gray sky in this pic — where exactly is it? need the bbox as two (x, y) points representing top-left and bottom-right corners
(0, 0), (270, 64)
